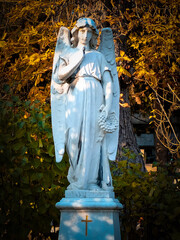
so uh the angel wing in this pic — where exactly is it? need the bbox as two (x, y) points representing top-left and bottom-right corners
(52, 27), (71, 75)
(98, 28), (120, 161)
(51, 27), (71, 163)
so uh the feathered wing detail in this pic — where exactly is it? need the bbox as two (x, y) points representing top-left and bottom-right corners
(51, 27), (71, 163)
(52, 27), (71, 75)
(98, 28), (120, 161)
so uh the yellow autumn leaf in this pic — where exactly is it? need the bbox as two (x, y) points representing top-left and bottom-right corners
(135, 96), (141, 105)
(171, 62), (179, 72)
(120, 102), (130, 108)
(0, 41), (6, 48)
(2, 32), (7, 40)
(117, 66), (131, 77)
(29, 53), (40, 65)
(116, 55), (132, 62)
(120, 50), (125, 57)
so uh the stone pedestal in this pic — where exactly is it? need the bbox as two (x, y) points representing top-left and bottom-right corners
(56, 190), (123, 240)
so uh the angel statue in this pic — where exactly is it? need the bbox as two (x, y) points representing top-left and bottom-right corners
(51, 18), (120, 191)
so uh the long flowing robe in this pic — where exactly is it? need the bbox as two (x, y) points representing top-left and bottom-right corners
(64, 50), (113, 190)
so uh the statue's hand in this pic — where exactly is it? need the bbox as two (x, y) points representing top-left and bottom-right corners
(58, 48), (84, 82)
(99, 104), (109, 120)
(98, 105), (118, 133)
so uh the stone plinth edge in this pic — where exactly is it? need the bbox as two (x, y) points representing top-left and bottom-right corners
(55, 197), (123, 210)
(65, 190), (115, 198)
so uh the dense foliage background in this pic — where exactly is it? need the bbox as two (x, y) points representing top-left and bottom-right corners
(0, 0), (179, 239)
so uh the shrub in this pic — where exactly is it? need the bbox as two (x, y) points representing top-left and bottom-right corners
(0, 95), (69, 240)
(1, 95), (179, 240)
(112, 160), (180, 240)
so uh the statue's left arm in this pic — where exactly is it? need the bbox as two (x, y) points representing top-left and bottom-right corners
(98, 28), (120, 161)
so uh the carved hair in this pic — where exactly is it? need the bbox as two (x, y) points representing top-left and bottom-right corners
(71, 18), (98, 49)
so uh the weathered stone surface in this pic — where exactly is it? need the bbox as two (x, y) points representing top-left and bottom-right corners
(51, 17), (120, 191)
(65, 190), (115, 198)
(56, 197), (123, 240)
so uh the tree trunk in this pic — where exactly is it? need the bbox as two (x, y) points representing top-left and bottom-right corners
(114, 31), (146, 171)
(117, 86), (146, 171)
(155, 135), (168, 164)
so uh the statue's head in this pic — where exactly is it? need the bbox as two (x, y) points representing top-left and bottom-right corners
(71, 18), (99, 49)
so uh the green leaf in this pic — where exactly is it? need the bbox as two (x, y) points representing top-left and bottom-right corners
(25, 100), (31, 106)
(39, 139), (43, 148)
(17, 121), (25, 129)
(31, 172), (43, 181)
(34, 159), (41, 168)
(12, 142), (24, 151)
(47, 144), (54, 157)
(11, 95), (20, 103)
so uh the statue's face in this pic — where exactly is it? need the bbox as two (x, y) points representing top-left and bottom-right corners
(78, 27), (92, 46)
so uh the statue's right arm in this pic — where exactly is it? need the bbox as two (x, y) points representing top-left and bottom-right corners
(58, 49), (84, 81)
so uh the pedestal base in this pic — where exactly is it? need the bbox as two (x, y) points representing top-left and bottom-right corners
(56, 191), (123, 240)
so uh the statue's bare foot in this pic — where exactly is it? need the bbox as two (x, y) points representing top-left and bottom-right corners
(67, 183), (80, 190)
(101, 182), (114, 191)
(88, 184), (102, 191)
